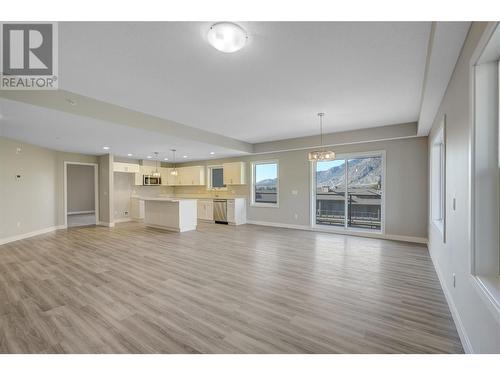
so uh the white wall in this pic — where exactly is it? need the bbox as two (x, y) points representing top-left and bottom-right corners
(427, 22), (500, 353)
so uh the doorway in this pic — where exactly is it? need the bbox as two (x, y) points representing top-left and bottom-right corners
(311, 152), (385, 233)
(64, 162), (99, 227)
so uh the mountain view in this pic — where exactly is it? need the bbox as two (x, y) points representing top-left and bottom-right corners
(255, 157), (382, 190)
(316, 157), (382, 188)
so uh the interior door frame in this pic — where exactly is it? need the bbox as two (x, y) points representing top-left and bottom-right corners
(310, 150), (386, 234)
(64, 161), (99, 227)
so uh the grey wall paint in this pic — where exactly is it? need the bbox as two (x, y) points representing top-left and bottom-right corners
(67, 164), (95, 213)
(0, 137), (57, 239)
(98, 154), (113, 224)
(427, 22), (500, 353)
(176, 136), (428, 239)
(0, 136), (99, 239)
(55, 152), (99, 225)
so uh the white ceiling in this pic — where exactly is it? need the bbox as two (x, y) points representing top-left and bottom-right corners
(0, 22), (471, 160)
(59, 22), (432, 143)
(0, 98), (246, 162)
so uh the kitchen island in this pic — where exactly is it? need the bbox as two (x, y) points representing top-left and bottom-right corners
(143, 198), (197, 232)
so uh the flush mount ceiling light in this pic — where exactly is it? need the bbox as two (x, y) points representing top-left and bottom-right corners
(308, 113), (336, 162)
(127, 153), (133, 157)
(207, 22), (248, 53)
(103, 146), (110, 150)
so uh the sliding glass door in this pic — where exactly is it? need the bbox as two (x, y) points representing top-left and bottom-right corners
(314, 153), (383, 231)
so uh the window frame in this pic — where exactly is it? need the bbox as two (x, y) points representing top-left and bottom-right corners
(468, 22), (500, 317)
(251, 160), (280, 208)
(430, 119), (446, 242)
(310, 150), (386, 234)
(207, 165), (227, 190)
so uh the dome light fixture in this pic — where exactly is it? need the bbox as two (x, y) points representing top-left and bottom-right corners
(308, 113), (336, 162)
(207, 22), (248, 53)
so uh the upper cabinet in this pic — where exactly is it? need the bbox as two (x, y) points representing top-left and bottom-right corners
(160, 167), (177, 186)
(114, 162), (208, 186)
(175, 166), (205, 186)
(113, 162), (140, 173)
(223, 162), (246, 185)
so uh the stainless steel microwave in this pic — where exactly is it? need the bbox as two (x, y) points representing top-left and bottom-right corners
(143, 175), (161, 185)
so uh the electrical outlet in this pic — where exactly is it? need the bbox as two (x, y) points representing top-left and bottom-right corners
(453, 273), (456, 288)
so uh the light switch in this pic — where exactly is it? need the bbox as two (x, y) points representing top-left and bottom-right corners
(291, 190), (298, 195)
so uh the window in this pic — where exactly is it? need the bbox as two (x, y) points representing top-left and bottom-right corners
(313, 153), (383, 232)
(208, 166), (225, 189)
(252, 161), (278, 206)
(431, 122), (445, 238)
(470, 24), (500, 309)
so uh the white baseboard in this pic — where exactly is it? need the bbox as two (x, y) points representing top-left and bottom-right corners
(384, 234), (428, 244)
(428, 247), (473, 353)
(0, 225), (66, 246)
(246, 220), (310, 231)
(114, 218), (132, 224)
(98, 221), (115, 227)
(246, 220), (427, 244)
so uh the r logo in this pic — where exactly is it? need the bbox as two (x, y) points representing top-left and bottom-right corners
(2, 23), (53, 75)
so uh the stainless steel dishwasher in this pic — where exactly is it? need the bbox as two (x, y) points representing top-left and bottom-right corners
(213, 199), (228, 224)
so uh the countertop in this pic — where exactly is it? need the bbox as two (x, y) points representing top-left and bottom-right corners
(137, 197), (197, 202)
(132, 195), (247, 201)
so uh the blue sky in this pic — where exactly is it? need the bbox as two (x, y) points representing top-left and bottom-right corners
(255, 163), (277, 182)
(316, 159), (345, 172)
(255, 160), (345, 182)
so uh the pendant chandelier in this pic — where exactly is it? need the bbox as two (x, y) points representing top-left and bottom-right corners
(308, 112), (335, 161)
(170, 149), (178, 176)
(152, 152), (161, 178)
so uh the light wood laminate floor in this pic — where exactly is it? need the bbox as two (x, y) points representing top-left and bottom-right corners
(0, 222), (463, 353)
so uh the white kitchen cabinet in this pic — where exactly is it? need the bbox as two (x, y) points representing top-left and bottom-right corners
(113, 162), (140, 173)
(160, 167), (177, 186)
(140, 165), (156, 176)
(227, 198), (246, 225)
(223, 162), (246, 185)
(130, 198), (145, 220)
(134, 172), (143, 186)
(175, 166), (205, 186)
(197, 199), (214, 221)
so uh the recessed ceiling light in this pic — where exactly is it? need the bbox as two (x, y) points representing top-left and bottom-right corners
(66, 98), (77, 106)
(164, 158), (168, 161)
(183, 155), (188, 158)
(127, 153), (133, 157)
(209, 152), (215, 155)
(207, 22), (248, 53)
(147, 155), (152, 159)
(103, 146), (110, 150)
